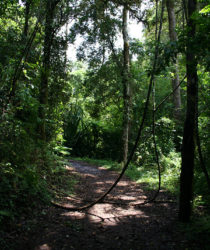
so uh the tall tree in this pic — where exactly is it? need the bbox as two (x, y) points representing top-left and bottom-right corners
(121, 4), (132, 163)
(179, 0), (198, 222)
(166, 0), (181, 122)
(39, 0), (60, 140)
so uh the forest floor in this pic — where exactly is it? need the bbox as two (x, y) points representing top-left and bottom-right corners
(4, 159), (207, 250)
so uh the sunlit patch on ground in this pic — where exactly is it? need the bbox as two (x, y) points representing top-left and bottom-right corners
(35, 243), (51, 250)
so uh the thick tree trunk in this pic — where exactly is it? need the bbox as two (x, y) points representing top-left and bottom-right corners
(122, 5), (131, 164)
(179, 0), (198, 222)
(39, 0), (58, 140)
(166, 0), (182, 122)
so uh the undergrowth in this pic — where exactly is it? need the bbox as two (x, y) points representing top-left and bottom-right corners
(0, 145), (76, 230)
(0, 145), (78, 250)
(178, 214), (210, 249)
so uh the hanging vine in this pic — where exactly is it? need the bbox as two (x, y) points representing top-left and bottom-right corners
(52, 0), (165, 211)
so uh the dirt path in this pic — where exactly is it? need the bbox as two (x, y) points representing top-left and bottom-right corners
(16, 159), (184, 250)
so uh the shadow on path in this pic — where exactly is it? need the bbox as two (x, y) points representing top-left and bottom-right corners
(18, 160), (183, 250)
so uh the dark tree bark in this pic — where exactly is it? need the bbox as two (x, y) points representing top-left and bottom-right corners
(23, 0), (30, 38)
(166, 0), (182, 122)
(179, 0), (198, 222)
(121, 4), (132, 164)
(39, 0), (60, 140)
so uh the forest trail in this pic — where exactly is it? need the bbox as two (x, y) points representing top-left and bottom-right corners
(18, 159), (183, 250)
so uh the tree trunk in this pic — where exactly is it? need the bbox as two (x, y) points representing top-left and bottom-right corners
(39, 0), (58, 140)
(179, 0), (198, 223)
(9, 0), (31, 99)
(166, 0), (182, 122)
(121, 5), (131, 164)
(23, 0), (30, 38)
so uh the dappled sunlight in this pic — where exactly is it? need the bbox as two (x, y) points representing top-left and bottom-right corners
(95, 180), (113, 185)
(115, 180), (131, 187)
(65, 165), (73, 170)
(88, 203), (148, 224)
(35, 243), (51, 250)
(115, 194), (139, 201)
(61, 211), (86, 220)
(29, 160), (179, 250)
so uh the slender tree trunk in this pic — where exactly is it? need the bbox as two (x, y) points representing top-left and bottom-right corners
(64, 23), (68, 71)
(179, 0), (198, 222)
(9, 0), (31, 99)
(39, 0), (58, 140)
(166, 0), (182, 122)
(23, 0), (30, 38)
(122, 5), (131, 164)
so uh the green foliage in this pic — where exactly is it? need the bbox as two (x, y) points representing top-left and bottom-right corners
(0, 0), (209, 241)
(0, 162), (50, 228)
(200, 5), (210, 14)
(178, 215), (210, 249)
(54, 145), (71, 156)
(0, 0), (76, 232)
(134, 117), (177, 167)
(64, 107), (122, 159)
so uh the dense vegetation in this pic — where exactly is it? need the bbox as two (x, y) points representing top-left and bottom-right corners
(0, 0), (209, 236)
